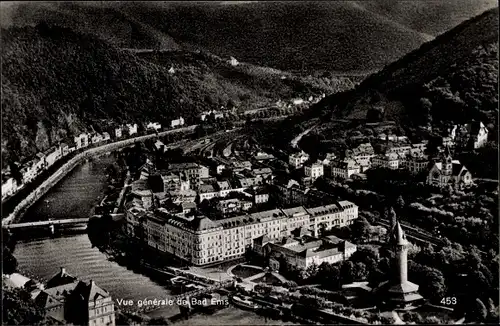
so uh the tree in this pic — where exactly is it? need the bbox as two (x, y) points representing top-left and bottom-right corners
(420, 97), (433, 126)
(351, 217), (372, 242)
(2, 287), (46, 325)
(466, 298), (488, 322)
(396, 195), (405, 209)
(3, 247), (18, 274)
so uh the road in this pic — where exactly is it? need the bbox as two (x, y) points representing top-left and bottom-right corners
(2, 125), (197, 226)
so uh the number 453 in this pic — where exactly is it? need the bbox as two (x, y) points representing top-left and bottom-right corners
(441, 297), (457, 305)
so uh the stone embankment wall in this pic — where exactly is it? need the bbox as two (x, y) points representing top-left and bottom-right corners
(2, 126), (197, 226)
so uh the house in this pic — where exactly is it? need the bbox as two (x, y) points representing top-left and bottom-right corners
(33, 268), (115, 326)
(21, 161), (38, 184)
(405, 153), (429, 174)
(256, 234), (357, 269)
(102, 132), (111, 141)
(36, 152), (47, 170)
(372, 153), (400, 170)
(45, 146), (62, 167)
(91, 133), (103, 144)
(199, 165), (210, 179)
(426, 147), (473, 188)
(200, 110), (225, 121)
(168, 66), (175, 74)
(126, 124), (138, 136)
(171, 117), (185, 128)
(289, 151), (309, 169)
(304, 162), (324, 181)
(146, 122), (162, 132)
(244, 186), (269, 204)
(125, 205), (147, 238)
(198, 184), (219, 202)
(217, 198), (244, 214)
(329, 159), (360, 180)
(154, 140), (165, 152)
(321, 153), (337, 165)
(74, 133), (89, 150)
(454, 121), (489, 149)
(229, 56), (239, 66)
(115, 127), (123, 139)
(2, 177), (17, 200)
(60, 143), (70, 156)
(292, 98), (304, 105)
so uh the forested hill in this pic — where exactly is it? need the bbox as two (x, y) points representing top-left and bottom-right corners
(315, 7), (499, 129)
(1, 23), (353, 166)
(3, 1), (497, 73)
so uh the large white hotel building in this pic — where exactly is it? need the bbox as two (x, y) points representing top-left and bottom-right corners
(133, 201), (358, 266)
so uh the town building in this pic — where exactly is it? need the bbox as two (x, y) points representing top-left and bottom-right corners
(372, 153), (400, 170)
(198, 184), (219, 202)
(171, 117), (185, 128)
(168, 162), (202, 189)
(146, 122), (162, 132)
(126, 124), (138, 136)
(74, 133), (90, 150)
(373, 221), (424, 309)
(114, 127), (123, 139)
(452, 121), (489, 149)
(289, 151), (309, 169)
(33, 268), (115, 326)
(217, 198), (253, 214)
(244, 186), (270, 204)
(304, 162), (324, 181)
(92, 133), (104, 144)
(405, 153), (429, 175)
(140, 201), (358, 266)
(45, 146), (63, 167)
(329, 159), (360, 180)
(102, 132), (111, 142)
(229, 56), (239, 66)
(59, 143), (70, 157)
(1, 177), (18, 200)
(426, 147), (473, 188)
(200, 110), (225, 121)
(254, 234), (357, 269)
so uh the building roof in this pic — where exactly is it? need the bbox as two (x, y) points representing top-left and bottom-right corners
(199, 184), (216, 194)
(46, 268), (78, 289)
(216, 181), (231, 191)
(191, 216), (218, 231)
(2, 273), (32, 289)
(390, 221), (408, 246)
(34, 291), (64, 310)
(253, 168), (272, 175)
(72, 280), (110, 302)
(305, 203), (344, 216)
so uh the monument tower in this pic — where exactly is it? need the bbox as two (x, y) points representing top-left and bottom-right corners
(374, 218), (424, 309)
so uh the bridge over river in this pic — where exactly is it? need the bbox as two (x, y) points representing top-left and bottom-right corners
(3, 218), (90, 230)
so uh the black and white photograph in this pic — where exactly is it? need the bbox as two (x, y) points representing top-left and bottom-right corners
(1, 1), (499, 325)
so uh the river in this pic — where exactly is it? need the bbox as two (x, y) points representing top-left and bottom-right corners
(13, 155), (295, 325)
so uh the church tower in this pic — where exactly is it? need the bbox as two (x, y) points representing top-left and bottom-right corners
(441, 145), (453, 176)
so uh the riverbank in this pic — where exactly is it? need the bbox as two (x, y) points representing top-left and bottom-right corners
(2, 125), (196, 226)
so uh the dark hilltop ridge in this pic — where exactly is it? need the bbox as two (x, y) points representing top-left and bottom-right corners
(1, 1), (497, 73)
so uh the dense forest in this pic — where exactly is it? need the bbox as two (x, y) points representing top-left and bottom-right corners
(315, 7), (498, 130)
(3, 1), (496, 73)
(1, 23), (352, 167)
